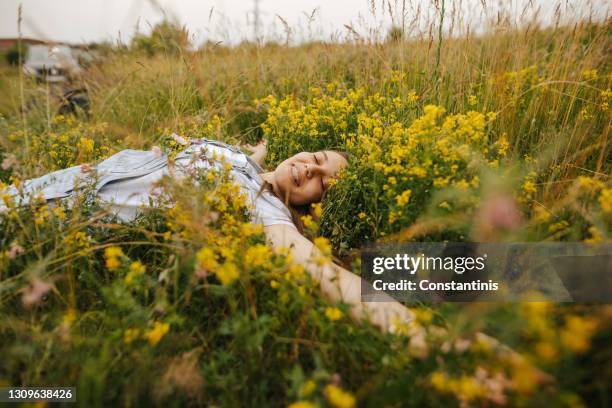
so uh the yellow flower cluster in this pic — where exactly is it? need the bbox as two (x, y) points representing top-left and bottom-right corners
(323, 384), (356, 408)
(599, 188), (612, 214)
(125, 261), (146, 284)
(261, 84), (502, 246)
(25, 115), (112, 171)
(244, 244), (271, 268)
(104, 246), (124, 270)
(520, 302), (601, 367)
(430, 371), (487, 403)
(324, 306), (343, 321)
(145, 321), (170, 346)
(124, 321), (170, 346)
(157, 162), (281, 286)
(64, 231), (91, 256)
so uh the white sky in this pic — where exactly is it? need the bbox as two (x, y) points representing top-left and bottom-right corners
(0, 0), (609, 46)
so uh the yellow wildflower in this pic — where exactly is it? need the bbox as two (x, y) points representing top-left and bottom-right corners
(216, 262), (239, 285)
(456, 375), (486, 401)
(324, 384), (355, 408)
(581, 69), (598, 80)
(145, 321), (170, 346)
(585, 226), (603, 244)
(287, 263), (305, 280)
(535, 341), (558, 362)
(325, 307), (343, 321)
(287, 402), (316, 408)
(311, 202), (322, 218)
(548, 220), (569, 234)
(578, 176), (604, 191)
(241, 222), (264, 236)
(301, 215), (315, 229)
(245, 244), (271, 268)
(523, 180), (536, 195)
(313, 237), (331, 256)
(496, 135), (509, 157)
(599, 188), (612, 213)
(299, 380), (317, 397)
(52, 206), (66, 220)
(124, 328), (141, 344)
(438, 201), (451, 210)
(125, 261), (146, 284)
(511, 359), (538, 394)
(407, 91), (419, 103)
(395, 189), (412, 207)
(560, 315), (598, 353)
(196, 247), (218, 272)
(430, 371), (449, 392)
(409, 166), (427, 178)
(104, 246), (124, 270)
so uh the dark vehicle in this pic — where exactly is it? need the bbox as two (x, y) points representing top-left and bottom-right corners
(22, 45), (90, 116)
(23, 45), (82, 83)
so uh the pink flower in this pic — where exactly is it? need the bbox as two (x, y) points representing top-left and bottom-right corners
(8, 242), (25, 259)
(472, 193), (524, 241)
(1, 154), (18, 170)
(21, 277), (54, 308)
(171, 133), (189, 146)
(151, 146), (163, 157)
(330, 373), (342, 385)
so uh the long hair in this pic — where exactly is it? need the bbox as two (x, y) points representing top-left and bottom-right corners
(256, 150), (349, 234)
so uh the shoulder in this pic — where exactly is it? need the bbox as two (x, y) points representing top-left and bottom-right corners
(248, 187), (296, 228)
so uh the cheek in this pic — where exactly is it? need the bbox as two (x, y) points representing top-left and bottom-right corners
(275, 166), (290, 188)
(291, 182), (318, 205)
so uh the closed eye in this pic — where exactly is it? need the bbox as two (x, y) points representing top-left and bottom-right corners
(313, 153), (325, 193)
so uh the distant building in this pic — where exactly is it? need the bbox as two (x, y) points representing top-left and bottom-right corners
(0, 37), (48, 52)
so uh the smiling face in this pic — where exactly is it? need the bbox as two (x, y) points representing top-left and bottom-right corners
(272, 150), (348, 206)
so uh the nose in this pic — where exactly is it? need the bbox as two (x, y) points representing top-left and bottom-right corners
(305, 163), (324, 178)
(305, 163), (324, 179)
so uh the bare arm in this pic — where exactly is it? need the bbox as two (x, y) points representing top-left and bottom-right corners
(264, 223), (416, 333)
(263, 225), (552, 383)
(242, 140), (267, 166)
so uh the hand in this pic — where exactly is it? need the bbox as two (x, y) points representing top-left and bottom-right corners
(241, 139), (267, 156)
(367, 301), (417, 335)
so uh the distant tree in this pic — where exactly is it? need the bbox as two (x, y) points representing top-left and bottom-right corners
(132, 21), (191, 56)
(5, 42), (27, 66)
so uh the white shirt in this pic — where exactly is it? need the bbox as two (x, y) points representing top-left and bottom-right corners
(96, 142), (296, 229)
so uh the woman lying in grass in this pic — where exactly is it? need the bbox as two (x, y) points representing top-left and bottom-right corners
(1, 135), (415, 334)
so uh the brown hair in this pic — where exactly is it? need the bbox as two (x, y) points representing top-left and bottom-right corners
(255, 150), (350, 234)
(255, 180), (311, 233)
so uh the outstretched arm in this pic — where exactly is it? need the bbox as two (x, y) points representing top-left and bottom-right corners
(242, 140), (267, 167)
(264, 223), (416, 334)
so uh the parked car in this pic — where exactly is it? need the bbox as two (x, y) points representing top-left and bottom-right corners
(23, 45), (83, 83)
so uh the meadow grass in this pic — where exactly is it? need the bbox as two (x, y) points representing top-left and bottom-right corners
(0, 7), (610, 407)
